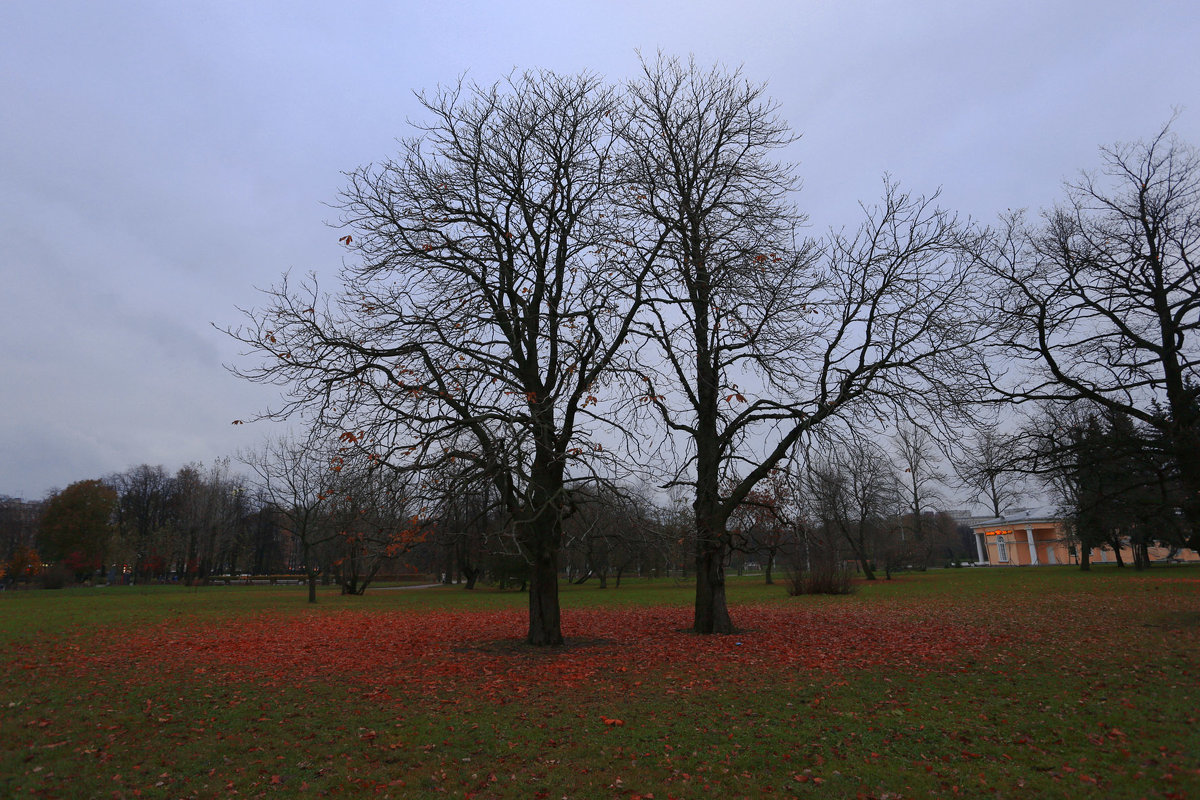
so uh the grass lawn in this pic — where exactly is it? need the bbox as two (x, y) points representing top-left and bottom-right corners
(2, 566), (1198, 799)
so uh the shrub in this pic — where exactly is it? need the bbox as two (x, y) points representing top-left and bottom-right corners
(39, 564), (72, 590)
(786, 565), (855, 595)
(785, 536), (855, 595)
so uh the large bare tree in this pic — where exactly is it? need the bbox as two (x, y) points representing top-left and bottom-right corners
(229, 72), (651, 644)
(623, 56), (984, 633)
(981, 123), (1200, 544)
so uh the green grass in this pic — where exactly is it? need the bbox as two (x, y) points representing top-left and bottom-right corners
(3, 566), (1199, 798)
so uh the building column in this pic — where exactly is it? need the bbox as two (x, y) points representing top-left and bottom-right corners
(1026, 524), (1039, 565)
(974, 532), (987, 564)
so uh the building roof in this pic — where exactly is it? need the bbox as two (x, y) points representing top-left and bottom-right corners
(972, 505), (1063, 530)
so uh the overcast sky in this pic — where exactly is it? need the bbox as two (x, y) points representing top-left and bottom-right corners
(2, 0), (1197, 499)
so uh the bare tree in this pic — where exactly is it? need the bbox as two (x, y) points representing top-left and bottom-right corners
(326, 459), (422, 595)
(110, 464), (174, 581)
(623, 55), (812, 632)
(892, 423), (948, 569)
(241, 435), (340, 602)
(950, 422), (1026, 517)
(428, 463), (501, 589)
(726, 469), (799, 585)
(229, 72), (652, 644)
(561, 482), (664, 588)
(981, 122), (1200, 544)
(624, 57), (985, 632)
(172, 460), (247, 585)
(803, 435), (900, 581)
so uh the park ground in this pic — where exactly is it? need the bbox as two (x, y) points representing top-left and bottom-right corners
(2, 567), (1198, 799)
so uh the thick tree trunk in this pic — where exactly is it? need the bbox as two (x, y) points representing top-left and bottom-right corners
(527, 549), (563, 646)
(1134, 541), (1150, 570)
(505, 410), (568, 646)
(764, 551), (775, 585)
(692, 496), (734, 633)
(349, 560), (382, 595)
(694, 543), (733, 634)
(689, 245), (736, 636)
(523, 453), (565, 646)
(1078, 545), (1091, 572)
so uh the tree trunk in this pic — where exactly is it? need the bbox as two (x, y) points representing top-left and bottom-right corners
(692, 473), (733, 634)
(764, 551), (775, 585)
(512, 418), (567, 645)
(347, 560), (382, 595)
(1134, 541), (1150, 570)
(302, 540), (317, 603)
(1078, 544), (1091, 572)
(462, 564), (478, 590)
(1109, 537), (1125, 567)
(527, 549), (563, 646)
(841, 527), (876, 581)
(689, 243), (736, 635)
(458, 536), (478, 589)
(694, 543), (733, 634)
(342, 552), (360, 595)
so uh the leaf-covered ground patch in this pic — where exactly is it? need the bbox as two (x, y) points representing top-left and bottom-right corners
(50, 604), (999, 697)
(3, 568), (1199, 799)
